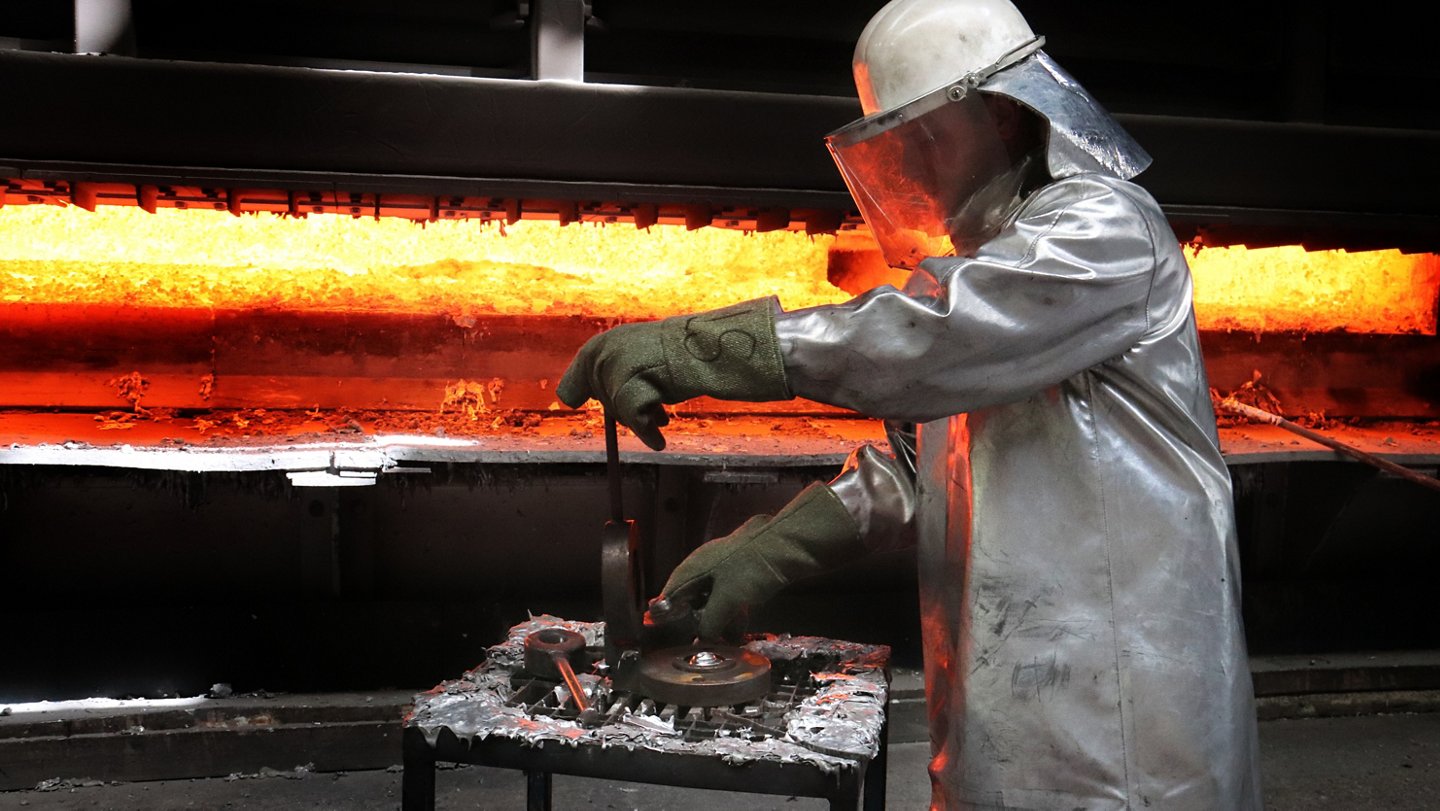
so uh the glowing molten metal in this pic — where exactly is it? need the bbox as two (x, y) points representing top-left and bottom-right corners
(0, 205), (1434, 335)
(0, 207), (845, 318)
(1187, 244), (1438, 335)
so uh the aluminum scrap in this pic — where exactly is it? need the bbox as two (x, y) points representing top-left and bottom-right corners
(786, 670), (889, 758)
(406, 670), (592, 749)
(747, 633), (892, 672)
(405, 615), (891, 773)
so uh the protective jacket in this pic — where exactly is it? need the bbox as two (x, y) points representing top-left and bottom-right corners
(774, 171), (1263, 809)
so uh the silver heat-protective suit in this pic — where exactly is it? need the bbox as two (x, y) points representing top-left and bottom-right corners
(775, 48), (1264, 810)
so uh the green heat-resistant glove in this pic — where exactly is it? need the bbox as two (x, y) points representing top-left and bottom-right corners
(554, 298), (790, 451)
(660, 483), (864, 640)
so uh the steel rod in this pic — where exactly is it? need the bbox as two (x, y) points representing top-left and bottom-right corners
(604, 410), (624, 522)
(1219, 398), (1440, 494)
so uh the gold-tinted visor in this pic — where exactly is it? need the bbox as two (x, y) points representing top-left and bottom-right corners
(826, 88), (1012, 269)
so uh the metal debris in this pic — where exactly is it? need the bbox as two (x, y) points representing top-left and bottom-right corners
(405, 615), (891, 774)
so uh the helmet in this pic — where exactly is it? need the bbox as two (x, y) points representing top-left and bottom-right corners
(853, 0), (1034, 116)
(827, 0), (1151, 268)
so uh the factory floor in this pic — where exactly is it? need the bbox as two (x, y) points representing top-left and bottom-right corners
(2, 710), (1437, 810)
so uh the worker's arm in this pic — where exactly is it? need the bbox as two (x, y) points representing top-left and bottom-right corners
(658, 434), (916, 639)
(828, 431), (917, 554)
(777, 175), (1159, 421)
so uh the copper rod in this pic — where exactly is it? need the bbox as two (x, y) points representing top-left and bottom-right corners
(551, 654), (590, 713)
(1218, 399), (1440, 495)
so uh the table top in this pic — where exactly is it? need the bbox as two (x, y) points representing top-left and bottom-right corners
(404, 614), (892, 774)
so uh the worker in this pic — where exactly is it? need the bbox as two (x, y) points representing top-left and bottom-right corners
(556, 0), (1262, 807)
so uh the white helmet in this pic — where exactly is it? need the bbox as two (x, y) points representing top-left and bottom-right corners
(826, 0), (1152, 267)
(853, 0), (1035, 117)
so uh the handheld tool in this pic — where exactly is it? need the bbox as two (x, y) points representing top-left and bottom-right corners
(600, 410), (646, 686)
(599, 409), (772, 706)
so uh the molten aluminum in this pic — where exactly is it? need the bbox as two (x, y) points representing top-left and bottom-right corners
(0, 206), (850, 319)
(1186, 244), (1439, 335)
(1, 201), (1437, 468)
(0, 204), (1435, 332)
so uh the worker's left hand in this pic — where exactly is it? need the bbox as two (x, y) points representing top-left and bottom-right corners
(555, 298), (791, 451)
(659, 483), (864, 639)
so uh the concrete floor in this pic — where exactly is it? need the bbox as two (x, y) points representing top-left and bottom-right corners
(2, 711), (1437, 809)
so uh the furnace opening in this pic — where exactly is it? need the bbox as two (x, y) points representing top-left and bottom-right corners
(1, 201), (1437, 455)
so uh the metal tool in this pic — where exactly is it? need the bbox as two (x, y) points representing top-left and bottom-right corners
(522, 628), (591, 713)
(600, 411), (646, 677)
(599, 409), (772, 705)
(1220, 398), (1440, 495)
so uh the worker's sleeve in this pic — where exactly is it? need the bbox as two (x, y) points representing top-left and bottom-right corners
(775, 176), (1159, 421)
(827, 438), (917, 553)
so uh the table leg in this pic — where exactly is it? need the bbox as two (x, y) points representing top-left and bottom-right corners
(526, 769), (553, 811)
(862, 711), (891, 811)
(401, 729), (437, 811)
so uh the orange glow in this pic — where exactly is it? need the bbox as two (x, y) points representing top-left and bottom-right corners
(0, 205), (1436, 334)
(0, 206), (849, 318)
(1188, 244), (1439, 335)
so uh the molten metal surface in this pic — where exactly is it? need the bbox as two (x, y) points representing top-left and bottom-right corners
(1188, 244), (1439, 335)
(2, 204), (1437, 456)
(0, 206), (849, 318)
(1, 205), (1436, 333)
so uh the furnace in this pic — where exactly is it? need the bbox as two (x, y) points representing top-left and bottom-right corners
(1, 200), (1436, 447)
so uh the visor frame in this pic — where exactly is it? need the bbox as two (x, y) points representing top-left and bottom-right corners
(827, 35), (1046, 149)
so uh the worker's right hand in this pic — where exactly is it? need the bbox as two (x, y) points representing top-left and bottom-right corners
(659, 483), (864, 639)
(554, 298), (792, 451)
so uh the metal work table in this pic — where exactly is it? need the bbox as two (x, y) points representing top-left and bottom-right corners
(402, 615), (892, 810)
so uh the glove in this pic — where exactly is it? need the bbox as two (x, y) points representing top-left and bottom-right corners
(555, 298), (790, 451)
(660, 483), (864, 640)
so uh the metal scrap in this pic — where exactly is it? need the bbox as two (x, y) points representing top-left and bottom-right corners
(404, 615), (892, 773)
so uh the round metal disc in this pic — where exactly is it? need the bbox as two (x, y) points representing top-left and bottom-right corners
(636, 644), (772, 707)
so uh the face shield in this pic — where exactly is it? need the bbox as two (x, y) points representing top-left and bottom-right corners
(826, 37), (1045, 268)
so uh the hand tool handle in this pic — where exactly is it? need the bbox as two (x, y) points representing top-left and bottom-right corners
(605, 410), (624, 522)
(551, 652), (590, 713)
(1219, 398), (1440, 495)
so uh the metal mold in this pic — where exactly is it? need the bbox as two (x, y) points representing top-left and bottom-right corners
(636, 644), (773, 708)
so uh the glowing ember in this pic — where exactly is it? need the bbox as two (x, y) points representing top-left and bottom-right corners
(0, 206), (849, 318)
(1187, 244), (1439, 335)
(441, 378), (508, 420)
